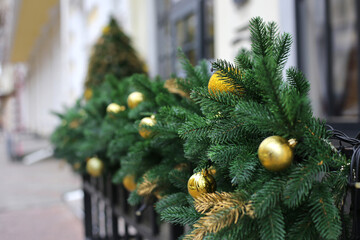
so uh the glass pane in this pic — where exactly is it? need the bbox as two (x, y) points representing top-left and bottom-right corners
(176, 13), (195, 46)
(299, 0), (358, 122)
(205, 0), (214, 38)
(176, 19), (185, 45)
(330, 0), (358, 119)
(186, 14), (196, 44)
(186, 49), (196, 65)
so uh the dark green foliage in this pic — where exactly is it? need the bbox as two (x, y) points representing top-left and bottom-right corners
(158, 17), (350, 240)
(52, 16), (351, 240)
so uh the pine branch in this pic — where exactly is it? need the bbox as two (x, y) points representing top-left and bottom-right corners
(308, 184), (341, 239)
(286, 67), (310, 97)
(156, 193), (189, 213)
(259, 205), (286, 240)
(160, 206), (200, 225)
(137, 176), (158, 197)
(275, 33), (292, 69)
(184, 192), (254, 240)
(252, 177), (286, 218)
(283, 157), (328, 208)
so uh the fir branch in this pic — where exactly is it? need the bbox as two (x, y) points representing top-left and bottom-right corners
(191, 87), (240, 116)
(185, 193), (254, 240)
(137, 176), (158, 197)
(156, 193), (189, 213)
(251, 177), (286, 218)
(160, 206), (200, 226)
(286, 67), (310, 97)
(259, 205), (286, 240)
(287, 212), (319, 240)
(249, 17), (270, 57)
(308, 184), (341, 239)
(275, 33), (292, 69)
(193, 192), (235, 214)
(178, 49), (209, 88)
(211, 60), (245, 93)
(235, 49), (253, 70)
(283, 158), (328, 208)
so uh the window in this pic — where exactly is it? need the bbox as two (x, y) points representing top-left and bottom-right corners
(156, 0), (214, 78)
(295, 0), (360, 134)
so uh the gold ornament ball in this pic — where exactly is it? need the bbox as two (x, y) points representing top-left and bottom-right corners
(187, 170), (216, 198)
(107, 103), (126, 114)
(123, 175), (137, 192)
(139, 115), (156, 139)
(258, 136), (297, 171)
(208, 70), (237, 95)
(102, 26), (111, 34)
(86, 157), (104, 177)
(127, 92), (144, 109)
(84, 88), (93, 101)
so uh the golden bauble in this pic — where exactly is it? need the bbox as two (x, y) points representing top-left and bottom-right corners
(102, 26), (110, 34)
(84, 88), (93, 100)
(127, 92), (144, 109)
(187, 170), (216, 198)
(123, 175), (137, 192)
(208, 70), (237, 94)
(139, 115), (156, 139)
(258, 136), (297, 171)
(106, 103), (126, 115)
(86, 157), (104, 177)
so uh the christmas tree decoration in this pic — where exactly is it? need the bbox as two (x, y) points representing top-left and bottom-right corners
(137, 176), (158, 197)
(102, 25), (110, 34)
(187, 170), (216, 198)
(86, 157), (104, 177)
(69, 119), (80, 129)
(123, 174), (137, 192)
(127, 91), (144, 109)
(84, 17), (146, 87)
(164, 78), (190, 98)
(208, 70), (236, 94)
(106, 103), (126, 115)
(258, 136), (297, 171)
(84, 88), (93, 100)
(139, 115), (156, 139)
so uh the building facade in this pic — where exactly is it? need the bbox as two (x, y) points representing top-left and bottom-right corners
(1, 0), (359, 136)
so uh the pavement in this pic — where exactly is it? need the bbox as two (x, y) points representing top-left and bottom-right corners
(0, 131), (84, 240)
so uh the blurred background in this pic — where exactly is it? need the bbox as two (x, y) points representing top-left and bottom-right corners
(0, 0), (358, 239)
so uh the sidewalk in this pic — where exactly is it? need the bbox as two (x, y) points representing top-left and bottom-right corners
(0, 132), (83, 240)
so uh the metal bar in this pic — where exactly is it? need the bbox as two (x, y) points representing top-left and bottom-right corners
(325, 0), (335, 116)
(111, 180), (119, 240)
(151, 207), (159, 236)
(356, 0), (360, 122)
(294, 0), (304, 72)
(83, 175), (93, 239)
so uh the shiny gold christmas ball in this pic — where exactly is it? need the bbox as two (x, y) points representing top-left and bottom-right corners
(127, 92), (144, 109)
(84, 88), (93, 100)
(139, 115), (156, 139)
(102, 26), (111, 34)
(187, 170), (216, 198)
(106, 103), (126, 115)
(258, 136), (297, 171)
(123, 175), (137, 192)
(208, 70), (237, 94)
(86, 157), (104, 177)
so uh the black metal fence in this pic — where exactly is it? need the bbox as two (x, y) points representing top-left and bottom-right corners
(83, 175), (184, 240)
